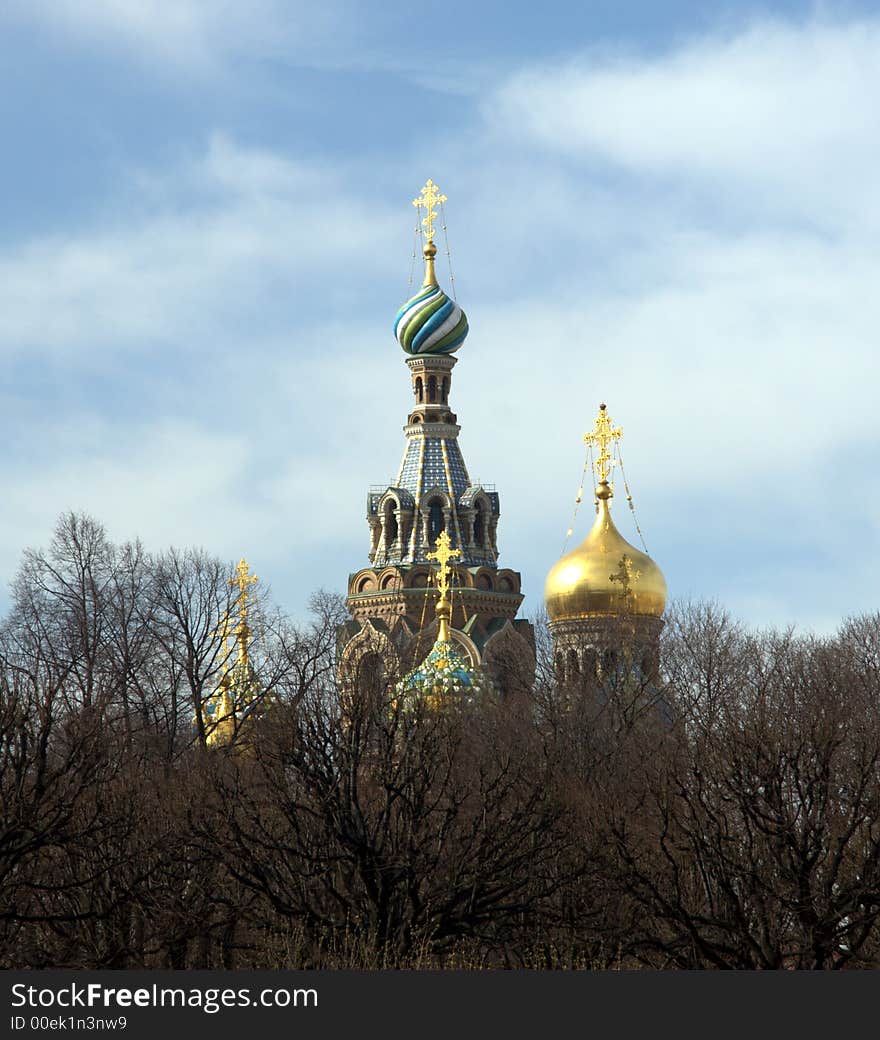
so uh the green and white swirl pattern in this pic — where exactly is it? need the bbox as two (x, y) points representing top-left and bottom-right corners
(394, 283), (469, 355)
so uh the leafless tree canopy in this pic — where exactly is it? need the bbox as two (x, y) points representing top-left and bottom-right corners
(3, 515), (880, 968)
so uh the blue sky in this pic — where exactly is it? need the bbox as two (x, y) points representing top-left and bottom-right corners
(2, 0), (879, 632)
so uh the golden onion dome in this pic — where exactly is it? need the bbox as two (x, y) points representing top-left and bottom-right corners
(545, 481), (666, 622)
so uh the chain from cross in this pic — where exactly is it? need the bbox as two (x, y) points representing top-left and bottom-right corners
(426, 530), (461, 598)
(584, 402), (623, 485)
(609, 554), (642, 597)
(412, 179), (447, 244)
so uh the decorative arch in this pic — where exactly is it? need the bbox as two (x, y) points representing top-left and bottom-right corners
(376, 567), (403, 592)
(338, 621), (399, 687)
(476, 569), (494, 591)
(382, 498), (399, 549)
(354, 571), (377, 594)
(483, 621), (536, 696)
(459, 486), (496, 555)
(403, 623), (481, 673)
(419, 487), (452, 548)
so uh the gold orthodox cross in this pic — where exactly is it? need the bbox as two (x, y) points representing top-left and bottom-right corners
(584, 402), (622, 485)
(609, 554), (641, 597)
(230, 558), (258, 616)
(426, 530), (460, 599)
(413, 179), (447, 245)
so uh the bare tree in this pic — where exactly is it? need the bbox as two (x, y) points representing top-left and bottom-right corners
(604, 606), (880, 968)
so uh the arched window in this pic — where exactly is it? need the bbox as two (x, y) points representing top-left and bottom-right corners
(358, 652), (383, 694)
(428, 498), (444, 545)
(427, 375), (437, 403)
(415, 377), (423, 403)
(583, 648), (599, 680)
(567, 649), (580, 678)
(383, 500), (398, 547)
(441, 377), (449, 403)
(473, 501), (486, 547)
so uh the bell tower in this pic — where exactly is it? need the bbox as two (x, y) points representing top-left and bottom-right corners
(340, 180), (534, 686)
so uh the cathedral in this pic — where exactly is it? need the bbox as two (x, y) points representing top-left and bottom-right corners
(201, 179), (669, 741)
(337, 179), (668, 697)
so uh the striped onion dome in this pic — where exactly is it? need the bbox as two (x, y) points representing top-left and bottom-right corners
(394, 281), (469, 355)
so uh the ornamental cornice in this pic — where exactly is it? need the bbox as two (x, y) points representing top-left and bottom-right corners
(346, 587), (525, 616)
(404, 422), (461, 438)
(405, 355), (458, 372)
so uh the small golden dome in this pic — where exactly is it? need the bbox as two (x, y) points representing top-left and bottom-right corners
(545, 481), (666, 622)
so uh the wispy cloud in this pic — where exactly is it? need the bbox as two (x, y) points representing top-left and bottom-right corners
(468, 16), (880, 627)
(489, 18), (880, 224)
(4, 0), (350, 73)
(0, 135), (400, 357)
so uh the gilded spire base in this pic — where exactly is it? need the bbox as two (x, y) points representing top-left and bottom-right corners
(422, 241), (438, 288)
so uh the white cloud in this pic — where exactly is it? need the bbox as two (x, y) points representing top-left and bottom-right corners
(490, 18), (880, 225)
(462, 17), (880, 630)
(0, 135), (400, 357)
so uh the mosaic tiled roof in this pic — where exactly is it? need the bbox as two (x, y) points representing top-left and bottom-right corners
(397, 435), (469, 502)
(396, 638), (490, 707)
(368, 432), (499, 567)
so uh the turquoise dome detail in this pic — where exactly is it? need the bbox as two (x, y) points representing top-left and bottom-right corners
(397, 639), (489, 705)
(394, 282), (469, 355)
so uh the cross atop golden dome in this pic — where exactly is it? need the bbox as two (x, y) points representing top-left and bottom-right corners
(426, 530), (461, 643)
(584, 402), (622, 488)
(545, 403), (666, 623)
(230, 558), (258, 617)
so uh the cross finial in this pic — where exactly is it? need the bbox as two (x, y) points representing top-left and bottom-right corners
(228, 561), (256, 603)
(584, 402), (623, 486)
(426, 530), (461, 642)
(229, 558), (258, 618)
(426, 530), (461, 597)
(413, 178), (447, 245)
